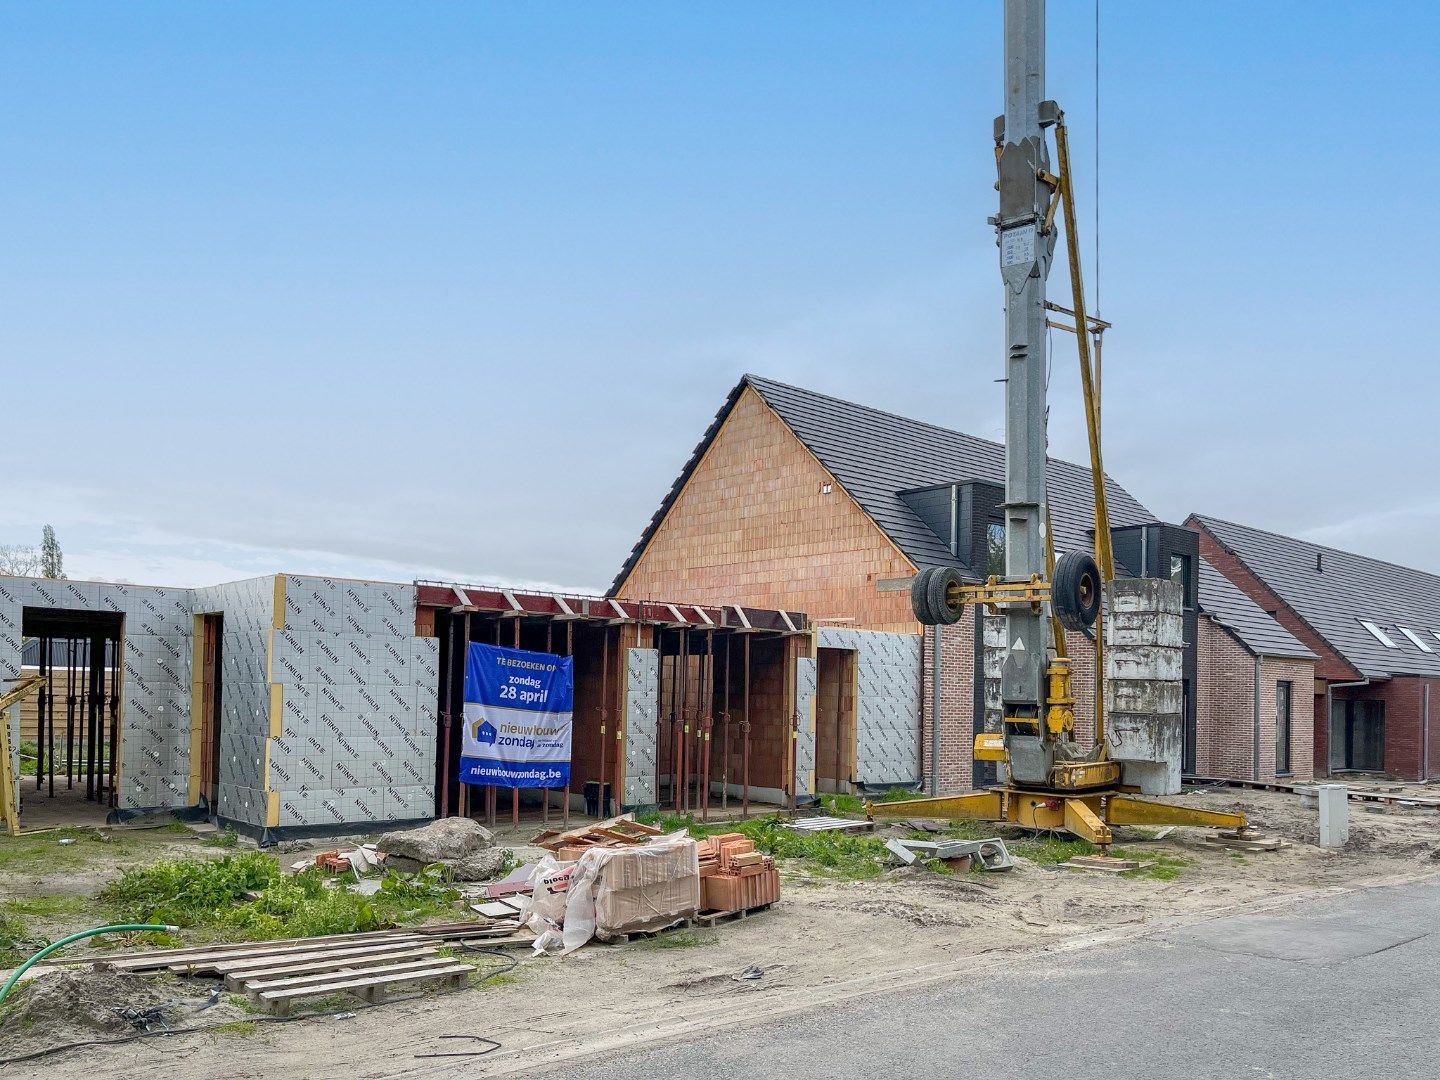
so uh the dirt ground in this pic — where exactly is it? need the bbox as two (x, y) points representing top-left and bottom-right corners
(2, 788), (1437, 1078)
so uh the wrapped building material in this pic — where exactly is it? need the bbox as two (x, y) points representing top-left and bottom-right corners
(524, 834), (700, 952)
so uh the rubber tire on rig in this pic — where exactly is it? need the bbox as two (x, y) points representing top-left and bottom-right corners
(910, 567), (939, 624)
(1053, 549), (1102, 631)
(926, 566), (965, 626)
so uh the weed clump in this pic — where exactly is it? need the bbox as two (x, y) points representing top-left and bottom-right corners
(100, 854), (461, 939)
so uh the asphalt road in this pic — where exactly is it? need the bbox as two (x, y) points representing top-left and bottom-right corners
(566, 878), (1438, 1080)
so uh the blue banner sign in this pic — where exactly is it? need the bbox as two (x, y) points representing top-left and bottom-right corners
(459, 643), (574, 789)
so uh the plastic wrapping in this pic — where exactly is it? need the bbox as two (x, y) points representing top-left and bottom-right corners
(524, 833), (700, 953)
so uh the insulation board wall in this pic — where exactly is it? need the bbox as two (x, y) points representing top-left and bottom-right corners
(816, 628), (922, 786)
(266, 575), (437, 828)
(793, 656), (817, 798)
(0, 577), (194, 811)
(623, 647), (659, 808)
(2, 572), (439, 831)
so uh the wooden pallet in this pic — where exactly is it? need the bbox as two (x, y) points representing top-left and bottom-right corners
(254, 961), (474, 1015)
(603, 904), (773, 944)
(221, 945), (440, 991)
(785, 816), (874, 834)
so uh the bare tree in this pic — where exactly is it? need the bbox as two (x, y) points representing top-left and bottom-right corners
(40, 524), (65, 580)
(0, 544), (43, 577)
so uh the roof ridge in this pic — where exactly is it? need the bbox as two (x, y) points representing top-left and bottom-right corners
(743, 373), (1105, 478)
(1191, 512), (1440, 588)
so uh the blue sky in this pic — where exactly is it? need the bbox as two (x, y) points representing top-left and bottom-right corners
(3, 2), (1438, 590)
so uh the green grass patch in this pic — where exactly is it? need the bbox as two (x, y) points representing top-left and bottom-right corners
(1, 894), (94, 919)
(99, 853), (462, 940)
(1113, 850), (1189, 882)
(636, 930), (715, 950)
(942, 819), (1000, 841)
(214, 1020), (258, 1036)
(642, 810), (898, 880)
(1009, 835), (1097, 864)
(0, 826), (130, 870)
(17, 741), (38, 777)
(817, 793), (866, 815)
(205, 828), (240, 848)
(878, 787), (924, 802)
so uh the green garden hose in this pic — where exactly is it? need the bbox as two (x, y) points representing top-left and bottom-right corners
(0, 923), (177, 1005)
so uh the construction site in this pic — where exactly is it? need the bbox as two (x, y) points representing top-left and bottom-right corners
(2, 3), (1437, 1077)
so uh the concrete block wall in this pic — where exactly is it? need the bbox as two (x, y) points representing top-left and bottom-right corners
(1105, 578), (1184, 795)
(623, 647), (660, 807)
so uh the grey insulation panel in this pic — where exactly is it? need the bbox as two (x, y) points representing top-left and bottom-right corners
(817, 628), (922, 786)
(623, 647), (659, 807)
(794, 656), (817, 797)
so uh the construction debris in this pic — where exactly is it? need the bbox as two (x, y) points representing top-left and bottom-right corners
(1064, 855), (1147, 873)
(533, 814), (664, 860)
(377, 817), (496, 875)
(885, 836), (1015, 871)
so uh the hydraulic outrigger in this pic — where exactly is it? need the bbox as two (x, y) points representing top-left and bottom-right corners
(870, 0), (1248, 850)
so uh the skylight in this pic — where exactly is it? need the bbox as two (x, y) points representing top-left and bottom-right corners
(1398, 626), (1434, 653)
(1359, 620), (1398, 649)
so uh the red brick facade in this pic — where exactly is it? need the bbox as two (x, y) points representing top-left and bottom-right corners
(1329, 676), (1439, 781)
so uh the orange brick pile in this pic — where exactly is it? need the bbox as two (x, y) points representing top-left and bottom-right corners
(698, 833), (780, 913)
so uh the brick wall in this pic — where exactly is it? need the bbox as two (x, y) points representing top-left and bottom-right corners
(927, 618), (1099, 794)
(919, 619), (975, 794)
(1341, 676), (1440, 781)
(1263, 655), (1315, 782)
(619, 386), (920, 632)
(1195, 614), (1316, 781)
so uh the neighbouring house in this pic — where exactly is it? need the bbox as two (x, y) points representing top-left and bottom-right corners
(1194, 558), (1317, 782)
(611, 375), (1307, 795)
(1188, 514), (1440, 781)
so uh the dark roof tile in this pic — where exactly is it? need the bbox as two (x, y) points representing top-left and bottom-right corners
(1191, 514), (1440, 679)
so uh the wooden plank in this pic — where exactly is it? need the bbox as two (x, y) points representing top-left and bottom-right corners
(257, 962), (474, 1016)
(221, 945), (438, 990)
(244, 957), (459, 996)
(164, 938), (429, 976)
(92, 930), (419, 970)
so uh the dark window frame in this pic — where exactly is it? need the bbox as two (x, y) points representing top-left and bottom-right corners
(1275, 679), (1293, 775)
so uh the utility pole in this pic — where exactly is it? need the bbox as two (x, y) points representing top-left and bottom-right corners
(994, 0), (1055, 783)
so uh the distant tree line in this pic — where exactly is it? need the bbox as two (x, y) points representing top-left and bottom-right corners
(0, 525), (65, 578)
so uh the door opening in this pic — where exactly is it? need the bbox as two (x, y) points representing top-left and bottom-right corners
(815, 648), (857, 795)
(19, 607), (123, 824)
(198, 613), (224, 810)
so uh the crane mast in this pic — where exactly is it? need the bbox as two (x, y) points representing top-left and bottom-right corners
(995, 0), (1054, 784)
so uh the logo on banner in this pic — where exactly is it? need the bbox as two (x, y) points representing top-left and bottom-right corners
(458, 643), (574, 790)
